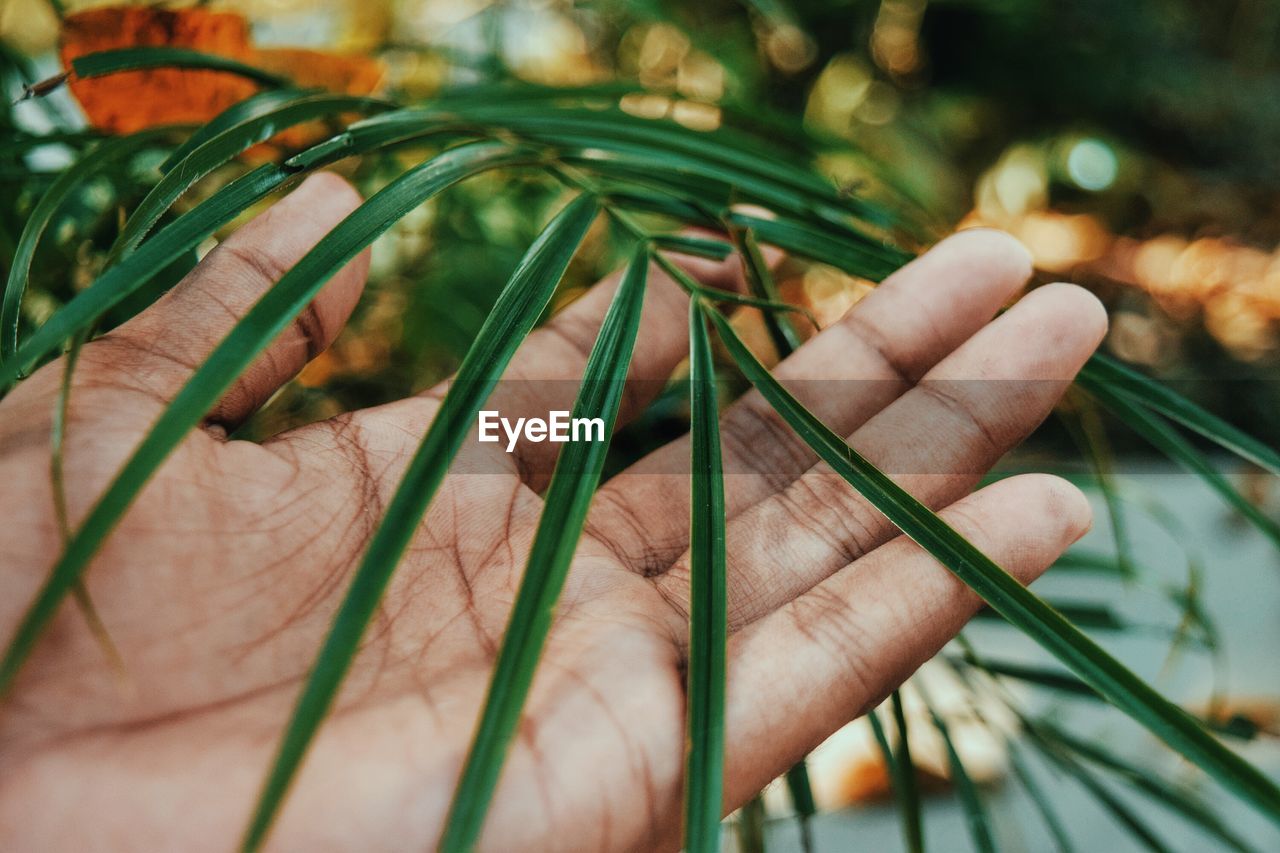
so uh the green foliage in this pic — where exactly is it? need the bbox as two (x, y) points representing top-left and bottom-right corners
(887, 694), (924, 853)
(1, 163), (291, 385)
(2, 128), (174, 361)
(436, 236), (646, 851)
(0, 141), (532, 699)
(245, 192), (599, 852)
(1085, 378), (1280, 548)
(707, 306), (1280, 825)
(1006, 741), (1075, 853)
(109, 92), (393, 263)
(70, 46), (289, 87)
(684, 298), (729, 853)
(920, 687), (995, 853)
(3, 44), (1279, 853)
(783, 761), (816, 853)
(1079, 355), (1280, 477)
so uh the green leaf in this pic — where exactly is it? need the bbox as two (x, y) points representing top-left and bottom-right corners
(160, 89), (321, 173)
(0, 130), (103, 154)
(869, 703), (924, 853)
(109, 92), (393, 263)
(1034, 737), (1174, 853)
(645, 250), (817, 328)
(684, 297), (729, 853)
(281, 107), (488, 170)
(1052, 549), (1131, 575)
(52, 334), (125, 674)
(890, 693), (925, 853)
(598, 187), (721, 227)
(1006, 742), (1074, 852)
(239, 178), (588, 853)
(1080, 354), (1280, 477)
(1084, 380), (1280, 549)
(1060, 394), (1137, 578)
(344, 103), (905, 257)
(1000, 676), (1251, 852)
(728, 211), (910, 282)
(783, 762), (816, 853)
(972, 600), (1127, 632)
(0, 163), (292, 387)
(570, 173), (905, 281)
(731, 226), (802, 357)
(71, 47), (288, 88)
(1044, 723), (1254, 852)
(945, 655), (1073, 850)
(706, 307), (1280, 828)
(921, 690), (996, 853)
(650, 232), (734, 261)
(1, 120), (475, 389)
(1, 128), (174, 364)
(463, 105), (890, 226)
(439, 240), (645, 852)
(736, 794), (768, 853)
(568, 146), (906, 272)
(953, 654), (1254, 742)
(0, 142), (531, 705)
(960, 657), (1102, 701)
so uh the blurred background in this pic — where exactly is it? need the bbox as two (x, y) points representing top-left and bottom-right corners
(6, 0), (1280, 433)
(3, 0), (1280, 849)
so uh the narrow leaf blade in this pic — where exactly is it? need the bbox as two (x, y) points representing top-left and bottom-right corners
(707, 307), (1280, 827)
(110, 93), (392, 262)
(1, 163), (292, 387)
(684, 298), (729, 853)
(71, 46), (288, 87)
(240, 184), (592, 853)
(1084, 379), (1280, 549)
(1080, 354), (1280, 477)
(890, 693), (925, 853)
(783, 761), (816, 853)
(438, 241), (647, 851)
(921, 691), (996, 853)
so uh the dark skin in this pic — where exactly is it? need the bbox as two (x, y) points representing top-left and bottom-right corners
(0, 174), (1105, 851)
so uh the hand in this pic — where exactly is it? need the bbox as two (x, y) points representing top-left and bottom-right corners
(0, 174), (1105, 851)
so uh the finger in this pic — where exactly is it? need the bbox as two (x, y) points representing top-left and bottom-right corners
(592, 229), (1033, 575)
(355, 242), (772, 489)
(501, 248), (760, 489)
(719, 473), (1091, 808)
(653, 282), (1106, 624)
(87, 172), (368, 432)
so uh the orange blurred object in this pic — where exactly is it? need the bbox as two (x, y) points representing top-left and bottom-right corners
(58, 6), (383, 135)
(252, 48), (386, 98)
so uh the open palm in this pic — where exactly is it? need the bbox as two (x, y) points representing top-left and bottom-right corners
(0, 174), (1104, 851)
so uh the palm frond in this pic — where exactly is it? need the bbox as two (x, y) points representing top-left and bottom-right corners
(1, 141), (533, 700)
(707, 305), (1280, 826)
(5, 44), (1280, 852)
(243, 192), (599, 852)
(437, 239), (646, 852)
